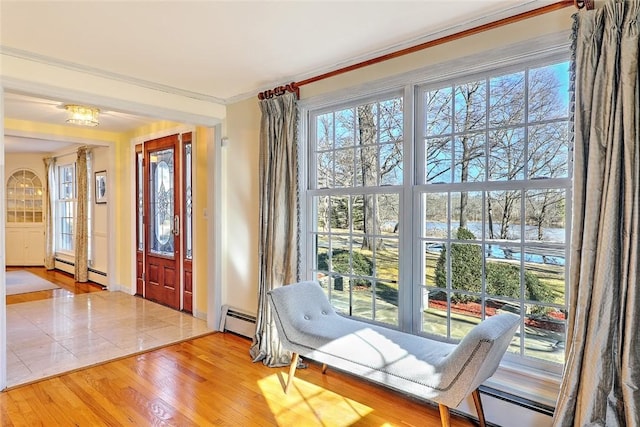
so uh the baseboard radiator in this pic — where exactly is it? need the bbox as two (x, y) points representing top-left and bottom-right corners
(220, 305), (256, 338)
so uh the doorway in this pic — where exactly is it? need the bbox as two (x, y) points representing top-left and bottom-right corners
(136, 132), (192, 311)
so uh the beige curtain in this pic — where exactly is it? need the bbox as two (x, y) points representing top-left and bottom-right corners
(249, 92), (299, 367)
(43, 157), (56, 270)
(74, 147), (89, 282)
(554, 2), (640, 425)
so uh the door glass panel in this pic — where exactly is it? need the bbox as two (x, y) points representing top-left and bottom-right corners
(185, 144), (193, 259)
(150, 148), (174, 256)
(137, 152), (144, 251)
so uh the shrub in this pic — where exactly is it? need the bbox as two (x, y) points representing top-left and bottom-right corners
(485, 262), (552, 302)
(435, 227), (554, 304)
(317, 249), (373, 287)
(435, 227), (482, 303)
(485, 262), (520, 298)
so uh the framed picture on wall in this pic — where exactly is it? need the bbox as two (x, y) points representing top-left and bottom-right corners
(95, 170), (107, 204)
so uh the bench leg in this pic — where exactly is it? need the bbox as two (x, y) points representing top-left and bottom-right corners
(472, 389), (486, 427)
(438, 404), (451, 427)
(321, 363), (327, 374)
(285, 353), (299, 394)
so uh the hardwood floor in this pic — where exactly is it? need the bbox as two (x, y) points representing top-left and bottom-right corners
(6, 266), (103, 305)
(3, 268), (476, 426)
(0, 332), (477, 426)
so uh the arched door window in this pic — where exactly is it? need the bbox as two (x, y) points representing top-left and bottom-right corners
(6, 169), (43, 223)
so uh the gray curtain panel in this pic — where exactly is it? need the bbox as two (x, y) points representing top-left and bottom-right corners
(554, 2), (640, 425)
(43, 157), (56, 270)
(74, 147), (89, 282)
(250, 92), (299, 367)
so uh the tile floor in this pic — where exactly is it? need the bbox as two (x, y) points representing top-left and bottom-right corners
(6, 290), (213, 388)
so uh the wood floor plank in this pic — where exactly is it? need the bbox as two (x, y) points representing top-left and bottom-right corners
(3, 267), (477, 426)
(1, 332), (477, 426)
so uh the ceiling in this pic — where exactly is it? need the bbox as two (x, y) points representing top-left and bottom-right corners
(1, 0), (558, 152)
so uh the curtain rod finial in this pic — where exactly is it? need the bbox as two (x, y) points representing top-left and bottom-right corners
(575, 0), (594, 10)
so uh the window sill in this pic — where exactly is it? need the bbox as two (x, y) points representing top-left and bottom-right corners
(54, 252), (74, 261)
(484, 360), (562, 412)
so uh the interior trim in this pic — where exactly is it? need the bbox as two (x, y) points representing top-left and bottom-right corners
(0, 46), (226, 105)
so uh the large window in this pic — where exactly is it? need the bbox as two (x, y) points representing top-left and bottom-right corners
(309, 96), (404, 326)
(56, 163), (76, 252)
(418, 61), (571, 366)
(305, 55), (571, 371)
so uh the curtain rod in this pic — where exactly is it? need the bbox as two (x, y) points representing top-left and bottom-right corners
(257, 82), (299, 100)
(294, 0), (576, 88)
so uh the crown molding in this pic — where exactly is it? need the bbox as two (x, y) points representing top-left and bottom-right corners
(0, 46), (226, 105)
(2, 76), (222, 127)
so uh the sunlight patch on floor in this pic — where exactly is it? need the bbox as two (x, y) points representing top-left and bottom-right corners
(257, 373), (374, 426)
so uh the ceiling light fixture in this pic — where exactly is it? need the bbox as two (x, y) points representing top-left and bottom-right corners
(64, 104), (100, 126)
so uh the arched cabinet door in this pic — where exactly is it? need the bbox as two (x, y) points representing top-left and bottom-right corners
(6, 168), (45, 266)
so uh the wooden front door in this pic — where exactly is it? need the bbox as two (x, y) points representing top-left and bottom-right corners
(144, 135), (181, 309)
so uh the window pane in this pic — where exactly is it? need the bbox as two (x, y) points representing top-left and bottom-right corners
(376, 281), (398, 326)
(426, 137), (452, 183)
(424, 88), (452, 136)
(450, 191), (482, 238)
(378, 193), (399, 235)
(377, 238), (399, 283)
(335, 108), (355, 148)
(486, 190), (522, 241)
(316, 151), (334, 188)
(315, 196), (330, 232)
(450, 293), (482, 340)
(356, 103), (378, 146)
(528, 122), (570, 179)
(529, 62), (570, 122)
(352, 279), (373, 320)
(424, 241), (446, 288)
(525, 189), (566, 243)
(379, 98), (403, 143)
(422, 286), (448, 338)
(490, 71), (525, 126)
(317, 113), (334, 151)
(485, 256), (522, 300)
(449, 243), (482, 293)
(380, 143), (403, 185)
(330, 275), (351, 315)
(357, 145), (377, 187)
(424, 193), (448, 239)
(149, 149), (175, 256)
(335, 148), (355, 187)
(330, 195), (349, 232)
(454, 133), (485, 183)
(524, 303), (566, 364)
(351, 195), (364, 234)
(489, 128), (525, 181)
(455, 81), (486, 133)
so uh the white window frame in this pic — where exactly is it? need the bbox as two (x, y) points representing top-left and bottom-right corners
(55, 162), (76, 254)
(299, 33), (571, 390)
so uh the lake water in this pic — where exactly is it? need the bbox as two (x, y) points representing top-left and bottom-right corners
(425, 221), (566, 265)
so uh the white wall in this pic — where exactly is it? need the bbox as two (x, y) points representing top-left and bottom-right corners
(90, 146), (109, 284)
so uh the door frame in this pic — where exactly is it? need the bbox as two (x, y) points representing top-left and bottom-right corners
(132, 127), (194, 311)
